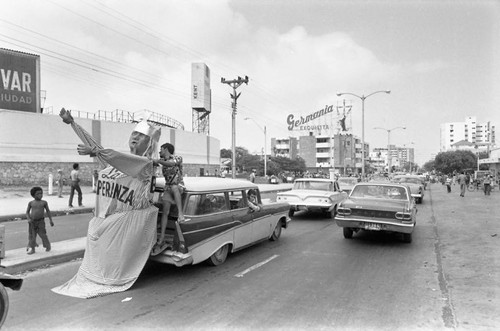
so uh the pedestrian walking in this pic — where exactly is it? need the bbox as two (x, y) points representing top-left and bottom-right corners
(248, 169), (256, 183)
(483, 174), (492, 195)
(56, 169), (64, 198)
(68, 163), (83, 207)
(445, 176), (452, 193)
(458, 171), (467, 197)
(25, 186), (54, 254)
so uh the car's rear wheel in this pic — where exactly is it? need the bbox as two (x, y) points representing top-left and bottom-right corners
(206, 244), (229, 266)
(402, 233), (412, 243)
(343, 227), (353, 239)
(288, 209), (295, 217)
(270, 221), (282, 241)
(0, 283), (9, 327)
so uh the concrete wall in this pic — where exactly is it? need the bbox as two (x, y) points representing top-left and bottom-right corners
(0, 109), (220, 185)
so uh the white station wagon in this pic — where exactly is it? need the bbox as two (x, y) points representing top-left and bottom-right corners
(150, 177), (291, 266)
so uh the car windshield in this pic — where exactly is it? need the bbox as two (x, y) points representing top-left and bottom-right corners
(350, 185), (408, 200)
(293, 181), (333, 191)
(338, 178), (358, 185)
(397, 177), (421, 185)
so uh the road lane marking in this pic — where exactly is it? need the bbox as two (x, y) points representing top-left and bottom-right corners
(234, 254), (279, 278)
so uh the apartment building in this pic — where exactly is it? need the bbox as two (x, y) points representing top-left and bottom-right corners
(271, 133), (367, 174)
(440, 116), (496, 151)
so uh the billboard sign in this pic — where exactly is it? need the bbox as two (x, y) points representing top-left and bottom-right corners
(191, 63), (211, 112)
(0, 48), (40, 113)
(286, 102), (352, 135)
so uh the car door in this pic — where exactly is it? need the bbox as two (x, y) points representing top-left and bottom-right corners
(229, 190), (255, 248)
(250, 190), (275, 241)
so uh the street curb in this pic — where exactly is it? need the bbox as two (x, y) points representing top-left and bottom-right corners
(0, 237), (86, 274)
(0, 208), (94, 223)
(2, 249), (85, 274)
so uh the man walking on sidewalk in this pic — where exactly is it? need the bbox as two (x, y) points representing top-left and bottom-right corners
(483, 174), (492, 196)
(69, 163), (83, 207)
(458, 171), (467, 197)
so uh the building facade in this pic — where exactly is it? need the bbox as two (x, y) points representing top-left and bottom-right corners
(271, 133), (367, 175)
(440, 116), (496, 151)
(370, 146), (415, 172)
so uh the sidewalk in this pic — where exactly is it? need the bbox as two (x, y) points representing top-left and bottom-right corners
(0, 185), (96, 222)
(0, 183), (293, 274)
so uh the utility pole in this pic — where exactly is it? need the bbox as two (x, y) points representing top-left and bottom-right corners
(221, 75), (249, 179)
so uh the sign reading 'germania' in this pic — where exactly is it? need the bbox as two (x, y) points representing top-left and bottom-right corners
(287, 105), (336, 130)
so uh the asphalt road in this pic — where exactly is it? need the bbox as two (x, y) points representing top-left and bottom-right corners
(3, 183), (499, 330)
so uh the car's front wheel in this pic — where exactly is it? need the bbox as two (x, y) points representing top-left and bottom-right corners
(206, 244), (229, 266)
(343, 227), (353, 239)
(270, 221), (282, 241)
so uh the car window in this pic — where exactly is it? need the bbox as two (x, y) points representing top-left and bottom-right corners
(294, 181), (332, 191)
(185, 192), (228, 216)
(351, 185), (408, 200)
(229, 190), (245, 210)
(338, 178), (357, 185)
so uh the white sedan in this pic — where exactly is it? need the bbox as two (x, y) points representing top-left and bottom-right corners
(277, 178), (348, 218)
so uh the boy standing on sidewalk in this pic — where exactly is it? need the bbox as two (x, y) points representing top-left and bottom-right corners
(25, 186), (54, 255)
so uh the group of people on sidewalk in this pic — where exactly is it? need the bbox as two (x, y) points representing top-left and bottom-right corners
(443, 170), (494, 196)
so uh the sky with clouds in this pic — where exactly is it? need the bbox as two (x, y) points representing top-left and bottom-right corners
(1, 0), (499, 165)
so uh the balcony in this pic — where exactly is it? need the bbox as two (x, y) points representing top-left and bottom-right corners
(316, 142), (331, 148)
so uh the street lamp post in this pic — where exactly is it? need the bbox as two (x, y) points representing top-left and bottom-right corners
(336, 90), (391, 180)
(244, 117), (267, 178)
(374, 126), (406, 174)
(221, 76), (249, 179)
(403, 142), (415, 173)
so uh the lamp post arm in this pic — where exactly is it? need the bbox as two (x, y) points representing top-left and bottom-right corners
(365, 90), (391, 99)
(336, 92), (362, 100)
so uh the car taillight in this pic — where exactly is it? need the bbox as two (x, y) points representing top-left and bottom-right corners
(337, 207), (351, 216)
(395, 212), (412, 221)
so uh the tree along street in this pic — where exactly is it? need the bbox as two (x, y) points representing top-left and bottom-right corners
(4, 183), (499, 330)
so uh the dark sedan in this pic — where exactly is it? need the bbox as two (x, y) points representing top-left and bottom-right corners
(334, 182), (417, 243)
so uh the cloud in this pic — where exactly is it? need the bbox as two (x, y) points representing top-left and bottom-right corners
(409, 60), (451, 74)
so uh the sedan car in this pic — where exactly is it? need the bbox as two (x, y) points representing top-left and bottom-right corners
(335, 182), (417, 243)
(392, 175), (425, 203)
(150, 177), (290, 266)
(276, 178), (348, 218)
(337, 177), (359, 195)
